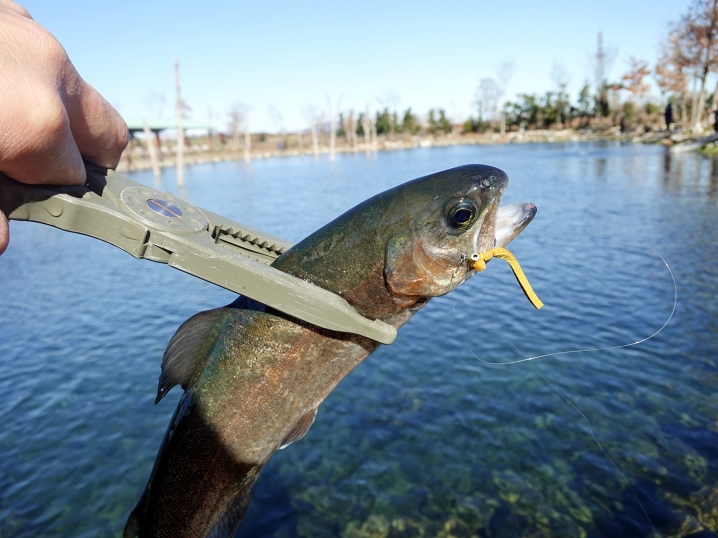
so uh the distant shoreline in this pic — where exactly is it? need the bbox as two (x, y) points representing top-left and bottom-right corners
(117, 128), (673, 174)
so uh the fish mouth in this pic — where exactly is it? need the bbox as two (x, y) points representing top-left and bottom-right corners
(493, 202), (537, 249)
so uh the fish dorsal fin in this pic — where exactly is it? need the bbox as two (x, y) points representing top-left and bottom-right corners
(279, 408), (318, 449)
(155, 308), (228, 404)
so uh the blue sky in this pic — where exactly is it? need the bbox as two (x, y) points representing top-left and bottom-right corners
(23, 0), (687, 132)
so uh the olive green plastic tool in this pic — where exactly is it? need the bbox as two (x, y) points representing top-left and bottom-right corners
(0, 165), (397, 345)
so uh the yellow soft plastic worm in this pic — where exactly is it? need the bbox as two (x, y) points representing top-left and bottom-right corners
(471, 248), (544, 310)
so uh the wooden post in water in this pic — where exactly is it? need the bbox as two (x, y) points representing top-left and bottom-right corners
(174, 58), (185, 188)
(142, 120), (161, 182)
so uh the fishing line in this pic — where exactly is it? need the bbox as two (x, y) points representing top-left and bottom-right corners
(462, 297), (656, 533)
(451, 234), (677, 365)
(456, 294), (656, 531)
(448, 233), (674, 533)
(533, 362), (655, 534)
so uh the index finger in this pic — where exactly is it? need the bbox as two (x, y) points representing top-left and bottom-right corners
(61, 66), (129, 171)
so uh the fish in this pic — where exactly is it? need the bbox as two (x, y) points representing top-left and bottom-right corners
(123, 164), (537, 538)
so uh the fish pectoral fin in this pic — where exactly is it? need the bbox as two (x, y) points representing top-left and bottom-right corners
(156, 308), (229, 404)
(279, 408), (318, 449)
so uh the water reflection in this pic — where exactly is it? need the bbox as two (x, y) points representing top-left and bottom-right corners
(661, 149), (718, 199)
(595, 157), (607, 180)
(708, 155), (718, 197)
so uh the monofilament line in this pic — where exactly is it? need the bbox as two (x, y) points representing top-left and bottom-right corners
(533, 362), (655, 534)
(451, 288), (657, 534)
(451, 238), (677, 365)
(448, 236), (676, 534)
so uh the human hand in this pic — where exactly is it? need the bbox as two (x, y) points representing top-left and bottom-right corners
(0, 0), (128, 255)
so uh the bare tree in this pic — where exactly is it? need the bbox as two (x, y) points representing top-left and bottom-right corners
(551, 63), (571, 128)
(622, 57), (651, 98)
(174, 58), (184, 188)
(656, 26), (691, 123)
(207, 107), (219, 151)
(496, 61), (515, 97)
(676, 0), (718, 128)
(346, 110), (357, 150)
(657, 16), (695, 125)
(311, 124), (319, 155)
(592, 33), (618, 124)
(142, 93), (166, 119)
(377, 91), (400, 140)
(326, 94), (342, 162)
(496, 61), (515, 134)
(142, 120), (161, 183)
(243, 110), (251, 164)
(303, 105), (320, 156)
(311, 118), (319, 156)
(268, 105), (284, 135)
(361, 110), (372, 156)
(371, 116), (378, 153)
(318, 111), (329, 147)
(227, 105), (243, 151)
(475, 78), (501, 123)
(297, 129), (304, 155)
(655, 59), (688, 98)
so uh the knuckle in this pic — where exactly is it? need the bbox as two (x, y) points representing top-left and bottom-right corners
(115, 117), (129, 151)
(0, 90), (66, 157)
(22, 92), (69, 149)
(33, 27), (70, 71)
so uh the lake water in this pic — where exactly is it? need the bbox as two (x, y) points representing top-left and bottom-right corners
(1, 142), (717, 538)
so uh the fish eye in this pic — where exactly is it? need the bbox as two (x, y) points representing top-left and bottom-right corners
(446, 200), (478, 229)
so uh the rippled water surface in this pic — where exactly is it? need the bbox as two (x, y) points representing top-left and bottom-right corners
(1, 142), (718, 537)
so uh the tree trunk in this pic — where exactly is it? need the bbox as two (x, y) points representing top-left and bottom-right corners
(691, 76), (699, 127)
(696, 59), (713, 131)
(311, 120), (319, 156)
(142, 120), (161, 183)
(695, 0), (718, 130)
(326, 95), (340, 162)
(371, 119), (378, 154)
(243, 112), (251, 164)
(361, 114), (371, 156)
(174, 58), (184, 188)
(349, 111), (357, 151)
(329, 114), (336, 162)
(679, 99), (685, 124)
